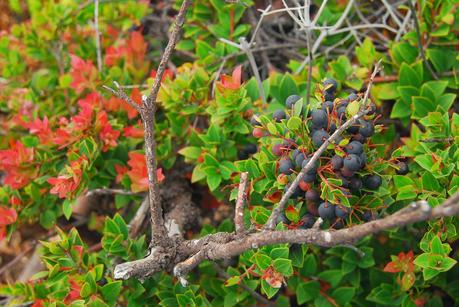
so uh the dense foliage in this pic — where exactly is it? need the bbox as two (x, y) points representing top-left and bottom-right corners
(0, 0), (458, 306)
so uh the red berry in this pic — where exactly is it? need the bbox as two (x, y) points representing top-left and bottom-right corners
(253, 127), (264, 138)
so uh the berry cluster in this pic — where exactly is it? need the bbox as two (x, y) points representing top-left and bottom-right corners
(249, 79), (408, 229)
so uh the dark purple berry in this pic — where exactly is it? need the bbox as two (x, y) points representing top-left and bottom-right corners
(349, 176), (363, 191)
(301, 157), (319, 173)
(324, 92), (335, 102)
(347, 123), (360, 134)
(359, 120), (374, 137)
(286, 95), (301, 108)
(305, 189), (320, 203)
(343, 154), (361, 172)
(312, 129), (330, 148)
(347, 93), (358, 102)
(323, 79), (337, 93)
(337, 106), (347, 120)
(273, 110), (287, 122)
(332, 218), (345, 229)
(334, 205), (351, 219)
(395, 162), (409, 175)
(250, 115), (261, 126)
(329, 123), (337, 134)
(331, 155), (344, 171)
(322, 101), (334, 113)
(278, 157), (294, 175)
(302, 173), (317, 183)
(272, 144), (283, 156)
(353, 134), (367, 143)
(311, 109), (328, 129)
(318, 202), (335, 220)
(340, 167), (355, 178)
(300, 214), (315, 229)
(244, 144), (257, 155)
(363, 174), (382, 190)
(346, 141), (363, 155)
(367, 103), (376, 115)
(294, 152), (306, 168)
(363, 211), (378, 222)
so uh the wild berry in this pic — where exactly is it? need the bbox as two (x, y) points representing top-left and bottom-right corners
(307, 202), (319, 216)
(347, 123), (360, 134)
(311, 109), (328, 129)
(286, 94), (301, 108)
(303, 173), (317, 183)
(305, 189), (320, 203)
(363, 174), (382, 190)
(300, 214), (315, 229)
(343, 154), (361, 172)
(324, 92), (335, 102)
(252, 127), (265, 138)
(329, 123), (337, 134)
(346, 141), (363, 155)
(323, 78), (337, 93)
(322, 100), (334, 113)
(294, 152), (306, 168)
(334, 205), (351, 219)
(367, 102), (377, 115)
(312, 129), (330, 148)
(272, 144), (283, 156)
(250, 115), (261, 126)
(331, 218), (345, 229)
(301, 157), (319, 173)
(352, 134), (366, 143)
(363, 211), (378, 221)
(337, 106), (347, 120)
(331, 155), (344, 170)
(395, 162), (409, 175)
(341, 167), (355, 178)
(273, 110), (287, 122)
(359, 120), (375, 137)
(278, 157), (294, 175)
(347, 93), (358, 101)
(318, 202), (335, 220)
(244, 144), (257, 155)
(349, 176), (363, 191)
(299, 180), (310, 191)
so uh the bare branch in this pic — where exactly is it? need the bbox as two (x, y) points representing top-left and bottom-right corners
(102, 83), (142, 113)
(265, 61), (382, 230)
(235, 172), (249, 235)
(86, 188), (144, 197)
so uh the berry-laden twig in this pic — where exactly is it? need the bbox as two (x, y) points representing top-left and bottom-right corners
(264, 60), (382, 230)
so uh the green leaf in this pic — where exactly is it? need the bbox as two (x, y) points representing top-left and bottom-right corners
(178, 147), (201, 160)
(254, 253), (271, 270)
(62, 199), (73, 220)
(317, 270), (343, 287)
(207, 173), (222, 191)
(100, 281), (122, 303)
(270, 247), (289, 259)
(399, 63), (422, 88)
(287, 116), (302, 131)
(296, 281), (320, 304)
(331, 287), (356, 305)
(273, 258), (293, 276)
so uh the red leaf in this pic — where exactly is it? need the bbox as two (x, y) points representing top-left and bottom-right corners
(0, 141), (37, 189)
(383, 261), (401, 273)
(232, 65), (242, 86)
(123, 121), (145, 139)
(217, 65), (243, 90)
(27, 116), (53, 145)
(47, 157), (87, 199)
(70, 55), (98, 93)
(0, 207), (17, 226)
(126, 152), (165, 193)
